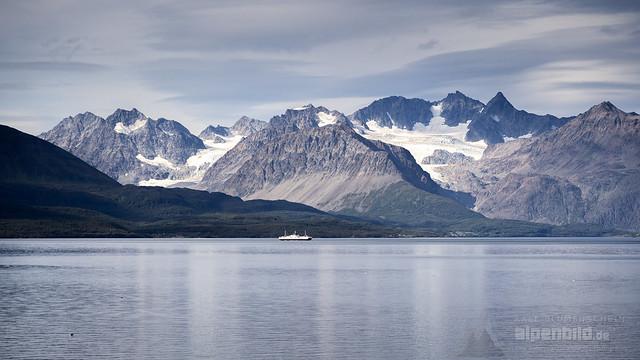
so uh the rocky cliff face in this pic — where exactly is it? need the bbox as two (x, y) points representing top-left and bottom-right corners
(439, 91), (485, 126)
(199, 125), (230, 140)
(350, 96), (433, 129)
(441, 102), (640, 230)
(422, 149), (474, 165)
(199, 116), (267, 141)
(230, 116), (268, 135)
(465, 92), (570, 144)
(199, 105), (476, 224)
(40, 108), (205, 184)
(348, 91), (562, 144)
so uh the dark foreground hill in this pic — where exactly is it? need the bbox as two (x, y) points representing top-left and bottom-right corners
(0, 124), (406, 237)
(0, 125), (622, 238)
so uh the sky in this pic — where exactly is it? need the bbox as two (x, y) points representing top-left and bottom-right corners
(1, 0), (639, 135)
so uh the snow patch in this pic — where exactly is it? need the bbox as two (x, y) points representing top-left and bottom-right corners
(386, 112), (394, 123)
(504, 133), (534, 142)
(114, 119), (147, 134)
(136, 154), (177, 170)
(422, 164), (447, 182)
(431, 102), (443, 117)
(292, 105), (312, 111)
(138, 178), (184, 187)
(137, 133), (244, 188)
(316, 112), (337, 127)
(358, 103), (487, 183)
(188, 135), (243, 169)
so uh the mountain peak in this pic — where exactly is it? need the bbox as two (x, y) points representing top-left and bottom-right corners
(231, 116), (267, 136)
(589, 101), (619, 113)
(443, 90), (473, 101)
(290, 104), (315, 111)
(113, 107), (142, 115)
(107, 108), (147, 125)
(578, 101), (629, 124)
(493, 91), (507, 101)
(486, 92), (514, 110)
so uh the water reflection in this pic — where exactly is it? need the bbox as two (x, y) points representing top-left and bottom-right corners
(0, 240), (639, 359)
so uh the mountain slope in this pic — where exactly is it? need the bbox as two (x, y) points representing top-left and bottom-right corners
(1, 124), (118, 188)
(441, 102), (640, 230)
(199, 116), (267, 140)
(200, 105), (480, 225)
(350, 96), (433, 130)
(465, 92), (570, 144)
(349, 92), (488, 182)
(2, 124), (406, 238)
(40, 109), (205, 184)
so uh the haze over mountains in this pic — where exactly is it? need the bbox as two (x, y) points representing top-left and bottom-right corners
(37, 91), (640, 231)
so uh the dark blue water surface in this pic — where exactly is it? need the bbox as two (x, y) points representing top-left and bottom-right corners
(1, 238), (639, 359)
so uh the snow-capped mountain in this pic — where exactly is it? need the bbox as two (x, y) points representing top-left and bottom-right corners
(164, 116), (268, 188)
(349, 92), (484, 182)
(40, 109), (205, 185)
(440, 101), (640, 230)
(465, 92), (570, 144)
(350, 96), (433, 130)
(199, 116), (267, 141)
(36, 93), (640, 230)
(348, 91), (571, 182)
(199, 104), (477, 224)
(40, 110), (265, 187)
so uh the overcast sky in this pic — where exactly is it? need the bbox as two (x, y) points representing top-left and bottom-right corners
(1, 0), (639, 134)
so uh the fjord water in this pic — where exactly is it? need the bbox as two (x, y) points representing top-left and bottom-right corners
(1, 239), (639, 359)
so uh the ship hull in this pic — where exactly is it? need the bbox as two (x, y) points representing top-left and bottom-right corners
(278, 236), (313, 241)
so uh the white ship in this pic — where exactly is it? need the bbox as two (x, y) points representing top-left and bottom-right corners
(278, 230), (312, 241)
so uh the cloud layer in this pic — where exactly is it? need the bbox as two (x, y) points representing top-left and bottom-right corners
(1, 0), (639, 134)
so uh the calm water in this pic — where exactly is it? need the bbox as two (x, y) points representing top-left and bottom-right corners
(1, 238), (639, 359)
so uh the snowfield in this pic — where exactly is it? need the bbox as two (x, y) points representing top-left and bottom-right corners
(504, 133), (533, 142)
(136, 154), (177, 170)
(114, 119), (147, 134)
(316, 112), (338, 127)
(137, 134), (244, 187)
(359, 103), (486, 182)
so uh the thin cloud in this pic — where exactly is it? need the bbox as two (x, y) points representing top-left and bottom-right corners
(0, 0), (638, 134)
(0, 61), (108, 72)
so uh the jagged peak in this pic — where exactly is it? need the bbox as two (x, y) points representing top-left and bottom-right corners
(237, 115), (253, 122)
(441, 90), (481, 103)
(486, 91), (514, 109)
(230, 116), (267, 136)
(588, 101), (620, 113)
(379, 95), (409, 101)
(107, 107), (147, 125)
(200, 124), (229, 138)
(112, 107), (143, 116)
(233, 115), (264, 125)
(290, 104), (315, 111)
(446, 90), (467, 98)
(68, 111), (100, 120)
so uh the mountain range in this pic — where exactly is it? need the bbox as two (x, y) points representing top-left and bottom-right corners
(3, 124), (594, 237)
(1, 124), (419, 238)
(33, 90), (640, 232)
(199, 104), (477, 226)
(439, 102), (640, 230)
